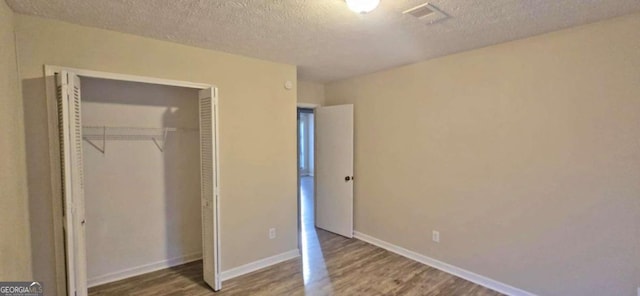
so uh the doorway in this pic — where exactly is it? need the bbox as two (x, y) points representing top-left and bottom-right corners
(297, 104), (355, 242)
(298, 108), (315, 234)
(80, 77), (202, 290)
(46, 66), (221, 296)
(297, 106), (322, 284)
(296, 103), (354, 283)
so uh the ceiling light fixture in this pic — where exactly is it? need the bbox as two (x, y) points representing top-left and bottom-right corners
(345, 0), (380, 14)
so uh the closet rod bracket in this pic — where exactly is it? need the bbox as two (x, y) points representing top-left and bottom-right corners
(84, 126), (106, 154)
(151, 128), (169, 152)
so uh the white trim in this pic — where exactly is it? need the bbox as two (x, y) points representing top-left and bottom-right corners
(221, 249), (300, 281)
(297, 103), (320, 109)
(45, 65), (213, 89)
(353, 231), (537, 296)
(87, 252), (202, 288)
(213, 89), (222, 290)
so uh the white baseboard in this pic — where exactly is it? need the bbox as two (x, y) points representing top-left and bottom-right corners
(87, 252), (202, 288)
(221, 249), (300, 281)
(353, 231), (536, 296)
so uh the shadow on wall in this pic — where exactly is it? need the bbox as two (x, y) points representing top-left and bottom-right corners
(161, 106), (202, 273)
(163, 107), (209, 289)
(22, 76), (60, 294)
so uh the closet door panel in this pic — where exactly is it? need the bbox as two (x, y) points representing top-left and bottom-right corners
(199, 87), (220, 291)
(57, 71), (88, 296)
(69, 74), (88, 295)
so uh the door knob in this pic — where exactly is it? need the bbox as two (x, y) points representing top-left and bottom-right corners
(345, 176), (351, 181)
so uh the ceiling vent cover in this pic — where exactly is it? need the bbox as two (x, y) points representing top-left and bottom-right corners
(403, 3), (448, 24)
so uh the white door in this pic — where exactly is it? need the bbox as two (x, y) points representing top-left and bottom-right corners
(56, 71), (88, 296)
(315, 104), (354, 238)
(199, 88), (221, 291)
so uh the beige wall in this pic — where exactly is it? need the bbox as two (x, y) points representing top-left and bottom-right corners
(0, 1), (32, 281)
(326, 13), (640, 296)
(81, 78), (202, 285)
(15, 15), (298, 295)
(297, 80), (325, 106)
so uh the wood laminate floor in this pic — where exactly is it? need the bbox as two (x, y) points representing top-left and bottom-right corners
(89, 177), (503, 296)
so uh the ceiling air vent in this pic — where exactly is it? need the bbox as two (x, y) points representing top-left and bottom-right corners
(403, 3), (448, 24)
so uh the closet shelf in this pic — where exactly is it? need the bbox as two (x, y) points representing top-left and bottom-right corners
(82, 126), (199, 153)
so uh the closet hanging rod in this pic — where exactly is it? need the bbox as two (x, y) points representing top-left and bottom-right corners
(82, 126), (199, 132)
(81, 126), (199, 153)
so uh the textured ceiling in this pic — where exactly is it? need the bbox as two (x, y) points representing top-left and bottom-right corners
(7, 0), (640, 82)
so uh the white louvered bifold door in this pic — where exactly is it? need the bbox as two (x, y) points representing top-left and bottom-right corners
(199, 87), (221, 291)
(56, 71), (88, 296)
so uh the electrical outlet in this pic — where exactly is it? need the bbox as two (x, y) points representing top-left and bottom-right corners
(269, 228), (276, 239)
(432, 230), (440, 243)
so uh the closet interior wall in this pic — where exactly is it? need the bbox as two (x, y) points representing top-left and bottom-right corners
(81, 77), (202, 286)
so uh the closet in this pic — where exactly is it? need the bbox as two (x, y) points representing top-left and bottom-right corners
(52, 68), (220, 296)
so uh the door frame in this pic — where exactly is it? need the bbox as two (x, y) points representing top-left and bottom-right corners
(44, 65), (222, 295)
(296, 103), (319, 251)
